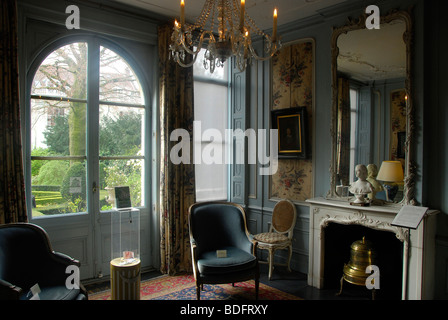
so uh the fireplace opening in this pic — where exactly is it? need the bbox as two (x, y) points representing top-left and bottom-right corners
(323, 223), (403, 300)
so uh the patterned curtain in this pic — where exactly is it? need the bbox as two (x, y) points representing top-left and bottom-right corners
(158, 24), (195, 275)
(336, 77), (351, 186)
(0, 0), (27, 224)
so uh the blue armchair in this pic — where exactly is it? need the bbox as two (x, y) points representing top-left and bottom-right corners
(0, 223), (87, 300)
(188, 201), (259, 300)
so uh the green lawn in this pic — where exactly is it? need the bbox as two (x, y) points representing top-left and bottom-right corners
(32, 189), (109, 217)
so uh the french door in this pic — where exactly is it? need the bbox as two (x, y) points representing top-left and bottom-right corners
(27, 37), (150, 280)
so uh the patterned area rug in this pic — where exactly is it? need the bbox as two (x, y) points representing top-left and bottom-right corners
(89, 274), (301, 300)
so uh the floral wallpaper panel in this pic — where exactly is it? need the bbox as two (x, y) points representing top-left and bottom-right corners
(390, 89), (406, 165)
(271, 41), (314, 201)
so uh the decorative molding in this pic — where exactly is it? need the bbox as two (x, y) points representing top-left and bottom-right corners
(328, 8), (416, 206)
(306, 197), (442, 299)
(319, 211), (409, 243)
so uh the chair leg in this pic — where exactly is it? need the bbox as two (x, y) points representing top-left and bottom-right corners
(196, 284), (201, 300)
(255, 277), (259, 300)
(287, 245), (292, 272)
(268, 248), (274, 280)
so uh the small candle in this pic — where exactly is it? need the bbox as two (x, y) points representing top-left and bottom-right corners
(240, 0), (245, 32)
(273, 8), (277, 42)
(181, 0), (185, 27)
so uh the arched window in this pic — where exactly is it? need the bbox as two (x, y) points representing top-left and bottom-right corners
(29, 41), (146, 217)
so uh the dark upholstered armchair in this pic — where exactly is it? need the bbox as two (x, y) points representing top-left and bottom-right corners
(188, 201), (259, 300)
(0, 223), (87, 300)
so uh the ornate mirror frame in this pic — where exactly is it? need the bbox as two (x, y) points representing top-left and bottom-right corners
(328, 9), (416, 205)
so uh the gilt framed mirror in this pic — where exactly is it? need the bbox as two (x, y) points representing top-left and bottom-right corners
(328, 9), (416, 206)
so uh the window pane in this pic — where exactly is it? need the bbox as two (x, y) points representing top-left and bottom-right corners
(194, 142), (228, 201)
(31, 160), (87, 216)
(28, 42), (148, 219)
(31, 99), (86, 156)
(32, 42), (87, 99)
(193, 62), (229, 202)
(99, 46), (144, 105)
(194, 81), (228, 135)
(99, 105), (144, 157)
(100, 159), (143, 210)
(192, 49), (228, 81)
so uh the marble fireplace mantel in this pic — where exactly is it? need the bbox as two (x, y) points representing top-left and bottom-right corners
(306, 197), (439, 300)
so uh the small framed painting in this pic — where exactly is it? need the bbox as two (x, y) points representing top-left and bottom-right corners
(114, 186), (132, 209)
(271, 107), (308, 159)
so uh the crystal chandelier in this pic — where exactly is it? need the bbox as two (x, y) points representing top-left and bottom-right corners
(170, 0), (282, 73)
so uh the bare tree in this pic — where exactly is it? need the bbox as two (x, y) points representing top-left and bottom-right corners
(32, 42), (142, 158)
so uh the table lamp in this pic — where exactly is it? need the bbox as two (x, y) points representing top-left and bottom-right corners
(376, 161), (404, 202)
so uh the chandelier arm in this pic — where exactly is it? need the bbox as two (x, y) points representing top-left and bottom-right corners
(244, 15), (267, 37)
(178, 38), (202, 56)
(173, 51), (198, 68)
(178, 30), (216, 56)
(247, 40), (281, 61)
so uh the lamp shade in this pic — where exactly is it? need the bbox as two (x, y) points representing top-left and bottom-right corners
(376, 161), (404, 182)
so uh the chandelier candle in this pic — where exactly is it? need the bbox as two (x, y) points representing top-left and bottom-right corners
(240, 0), (245, 32)
(273, 8), (278, 42)
(180, 0), (185, 27)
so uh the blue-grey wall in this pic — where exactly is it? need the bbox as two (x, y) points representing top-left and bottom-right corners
(423, 0), (448, 300)
(237, 0), (448, 298)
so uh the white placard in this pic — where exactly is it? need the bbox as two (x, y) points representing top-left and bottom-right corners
(216, 250), (227, 258)
(391, 205), (428, 229)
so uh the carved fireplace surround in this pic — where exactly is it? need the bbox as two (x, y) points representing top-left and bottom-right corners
(306, 197), (439, 300)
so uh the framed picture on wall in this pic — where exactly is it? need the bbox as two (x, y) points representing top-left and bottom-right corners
(271, 107), (308, 159)
(114, 186), (132, 209)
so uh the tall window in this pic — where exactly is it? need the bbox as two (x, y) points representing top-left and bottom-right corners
(30, 42), (145, 217)
(98, 46), (145, 211)
(193, 51), (230, 202)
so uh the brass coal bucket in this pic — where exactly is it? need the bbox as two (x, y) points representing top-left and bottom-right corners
(337, 236), (377, 299)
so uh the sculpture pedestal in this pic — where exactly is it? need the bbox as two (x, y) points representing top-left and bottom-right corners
(110, 258), (141, 300)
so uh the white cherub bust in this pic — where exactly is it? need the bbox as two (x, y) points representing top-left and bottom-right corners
(349, 164), (374, 204)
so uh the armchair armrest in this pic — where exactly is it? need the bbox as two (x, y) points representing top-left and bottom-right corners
(0, 279), (22, 300)
(251, 240), (258, 258)
(190, 238), (199, 278)
(53, 251), (81, 267)
(39, 251), (81, 286)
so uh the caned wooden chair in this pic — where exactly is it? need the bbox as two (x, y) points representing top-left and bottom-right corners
(253, 199), (297, 280)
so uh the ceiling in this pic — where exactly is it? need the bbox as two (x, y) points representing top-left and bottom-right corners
(112, 0), (347, 30)
(109, 0), (405, 82)
(337, 19), (406, 82)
